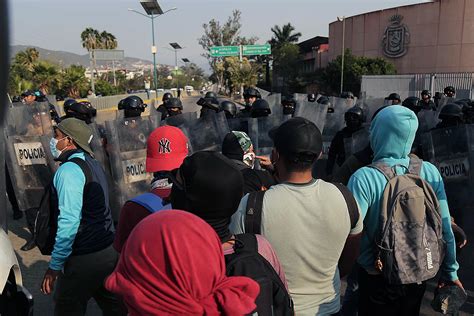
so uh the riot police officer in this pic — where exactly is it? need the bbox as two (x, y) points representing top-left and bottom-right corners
(308, 93), (317, 102)
(165, 98), (183, 117)
(21, 89), (61, 124)
(118, 95), (147, 118)
(385, 93), (401, 105)
(318, 96), (333, 113)
(444, 86), (456, 98)
(281, 95), (296, 116)
(418, 90), (436, 111)
(204, 91), (218, 99)
(63, 99), (77, 114)
(461, 100), (474, 124)
(220, 100), (238, 119)
(156, 92), (173, 120)
(250, 99), (271, 118)
(326, 105), (365, 176)
(197, 96), (220, 117)
(238, 87), (261, 118)
(63, 101), (97, 124)
(402, 96), (422, 115)
(435, 103), (464, 129)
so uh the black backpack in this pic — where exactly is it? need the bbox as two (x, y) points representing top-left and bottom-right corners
(225, 234), (294, 316)
(245, 182), (359, 234)
(33, 157), (92, 255)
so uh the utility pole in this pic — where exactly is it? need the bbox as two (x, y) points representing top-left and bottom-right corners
(338, 16), (346, 95)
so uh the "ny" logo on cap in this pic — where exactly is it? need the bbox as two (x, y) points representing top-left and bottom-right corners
(158, 138), (171, 154)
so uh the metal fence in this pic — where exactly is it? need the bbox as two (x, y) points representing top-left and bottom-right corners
(361, 73), (474, 100)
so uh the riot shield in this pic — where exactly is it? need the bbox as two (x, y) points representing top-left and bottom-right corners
(256, 87), (271, 98)
(423, 125), (474, 293)
(4, 104), (56, 211)
(417, 110), (439, 133)
(247, 115), (290, 156)
(359, 97), (385, 122)
(227, 117), (250, 134)
(294, 97), (328, 132)
(163, 112), (198, 128)
(436, 97), (456, 114)
(105, 116), (160, 210)
(181, 111), (229, 153)
(343, 126), (370, 159)
(264, 93), (282, 117)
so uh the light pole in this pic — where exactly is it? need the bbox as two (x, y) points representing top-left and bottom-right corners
(337, 16), (346, 95)
(182, 57), (190, 87)
(169, 42), (183, 97)
(128, 2), (177, 92)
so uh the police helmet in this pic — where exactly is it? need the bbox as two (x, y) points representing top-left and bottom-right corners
(421, 90), (431, 98)
(340, 91), (355, 99)
(220, 100), (237, 118)
(66, 101), (97, 124)
(444, 86), (456, 95)
(385, 93), (401, 102)
(118, 95), (146, 111)
(165, 97), (183, 110)
(197, 97), (220, 111)
(402, 97), (421, 112)
(63, 99), (77, 112)
(308, 93), (317, 102)
(162, 92), (173, 103)
(344, 106), (365, 122)
(317, 96), (330, 105)
(251, 99), (271, 118)
(243, 87), (261, 99)
(204, 91), (218, 99)
(439, 103), (463, 120)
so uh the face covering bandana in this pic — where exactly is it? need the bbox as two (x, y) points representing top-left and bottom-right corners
(243, 152), (256, 169)
(50, 137), (67, 159)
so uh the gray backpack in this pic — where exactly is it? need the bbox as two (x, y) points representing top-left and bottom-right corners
(370, 157), (445, 285)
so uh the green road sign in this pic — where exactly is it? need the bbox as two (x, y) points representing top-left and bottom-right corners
(242, 44), (271, 56)
(210, 46), (240, 57)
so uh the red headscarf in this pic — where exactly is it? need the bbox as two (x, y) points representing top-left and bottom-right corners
(105, 210), (259, 315)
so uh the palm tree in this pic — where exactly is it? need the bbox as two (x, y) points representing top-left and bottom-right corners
(81, 28), (101, 52)
(100, 31), (118, 50)
(33, 61), (60, 95)
(269, 23), (302, 48)
(15, 47), (39, 72)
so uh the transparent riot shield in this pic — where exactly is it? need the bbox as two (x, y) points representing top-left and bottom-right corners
(424, 125), (474, 293)
(105, 116), (160, 210)
(4, 104), (56, 211)
(359, 98), (385, 123)
(343, 126), (370, 159)
(247, 115), (289, 156)
(163, 112), (198, 128)
(181, 111), (229, 153)
(436, 97), (456, 114)
(417, 110), (439, 133)
(264, 93), (282, 117)
(227, 117), (251, 134)
(256, 87), (271, 99)
(294, 98), (328, 133)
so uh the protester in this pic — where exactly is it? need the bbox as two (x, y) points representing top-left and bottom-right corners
(222, 131), (276, 193)
(113, 125), (189, 252)
(40, 118), (124, 315)
(347, 106), (462, 315)
(106, 210), (260, 316)
(231, 117), (363, 315)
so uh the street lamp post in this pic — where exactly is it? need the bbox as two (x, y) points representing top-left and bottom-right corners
(337, 16), (346, 95)
(128, 1), (177, 93)
(182, 57), (190, 87)
(169, 42), (183, 97)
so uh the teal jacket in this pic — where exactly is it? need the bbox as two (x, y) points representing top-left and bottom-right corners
(348, 105), (459, 281)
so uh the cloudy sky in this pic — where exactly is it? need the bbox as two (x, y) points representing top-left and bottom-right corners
(10, 0), (430, 70)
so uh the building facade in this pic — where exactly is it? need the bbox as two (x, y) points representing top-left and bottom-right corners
(327, 0), (474, 74)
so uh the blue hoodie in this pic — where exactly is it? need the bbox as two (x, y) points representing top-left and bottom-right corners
(348, 105), (459, 281)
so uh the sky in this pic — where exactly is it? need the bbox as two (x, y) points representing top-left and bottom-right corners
(10, 0), (431, 71)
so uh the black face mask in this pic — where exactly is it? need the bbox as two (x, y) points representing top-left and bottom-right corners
(283, 106), (295, 115)
(168, 110), (182, 117)
(346, 119), (362, 131)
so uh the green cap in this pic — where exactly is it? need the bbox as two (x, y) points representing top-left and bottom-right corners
(57, 118), (94, 155)
(232, 131), (252, 153)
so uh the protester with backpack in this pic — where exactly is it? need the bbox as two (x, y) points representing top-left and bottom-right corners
(230, 117), (363, 315)
(347, 106), (462, 315)
(38, 118), (125, 315)
(113, 125), (189, 252)
(106, 210), (260, 316)
(169, 151), (293, 315)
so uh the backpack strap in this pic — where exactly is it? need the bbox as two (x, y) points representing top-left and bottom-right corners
(129, 193), (167, 213)
(245, 190), (266, 234)
(68, 157), (92, 185)
(332, 182), (359, 230)
(369, 162), (396, 181)
(408, 156), (423, 176)
(233, 233), (259, 253)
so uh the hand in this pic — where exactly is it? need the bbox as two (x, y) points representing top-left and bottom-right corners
(41, 268), (61, 295)
(256, 156), (273, 171)
(438, 279), (464, 292)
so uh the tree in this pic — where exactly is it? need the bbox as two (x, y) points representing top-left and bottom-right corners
(199, 10), (258, 92)
(80, 28), (102, 52)
(319, 49), (397, 96)
(15, 47), (39, 72)
(270, 23), (302, 48)
(33, 61), (60, 95)
(100, 31), (118, 49)
(224, 57), (259, 94)
(58, 65), (89, 98)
